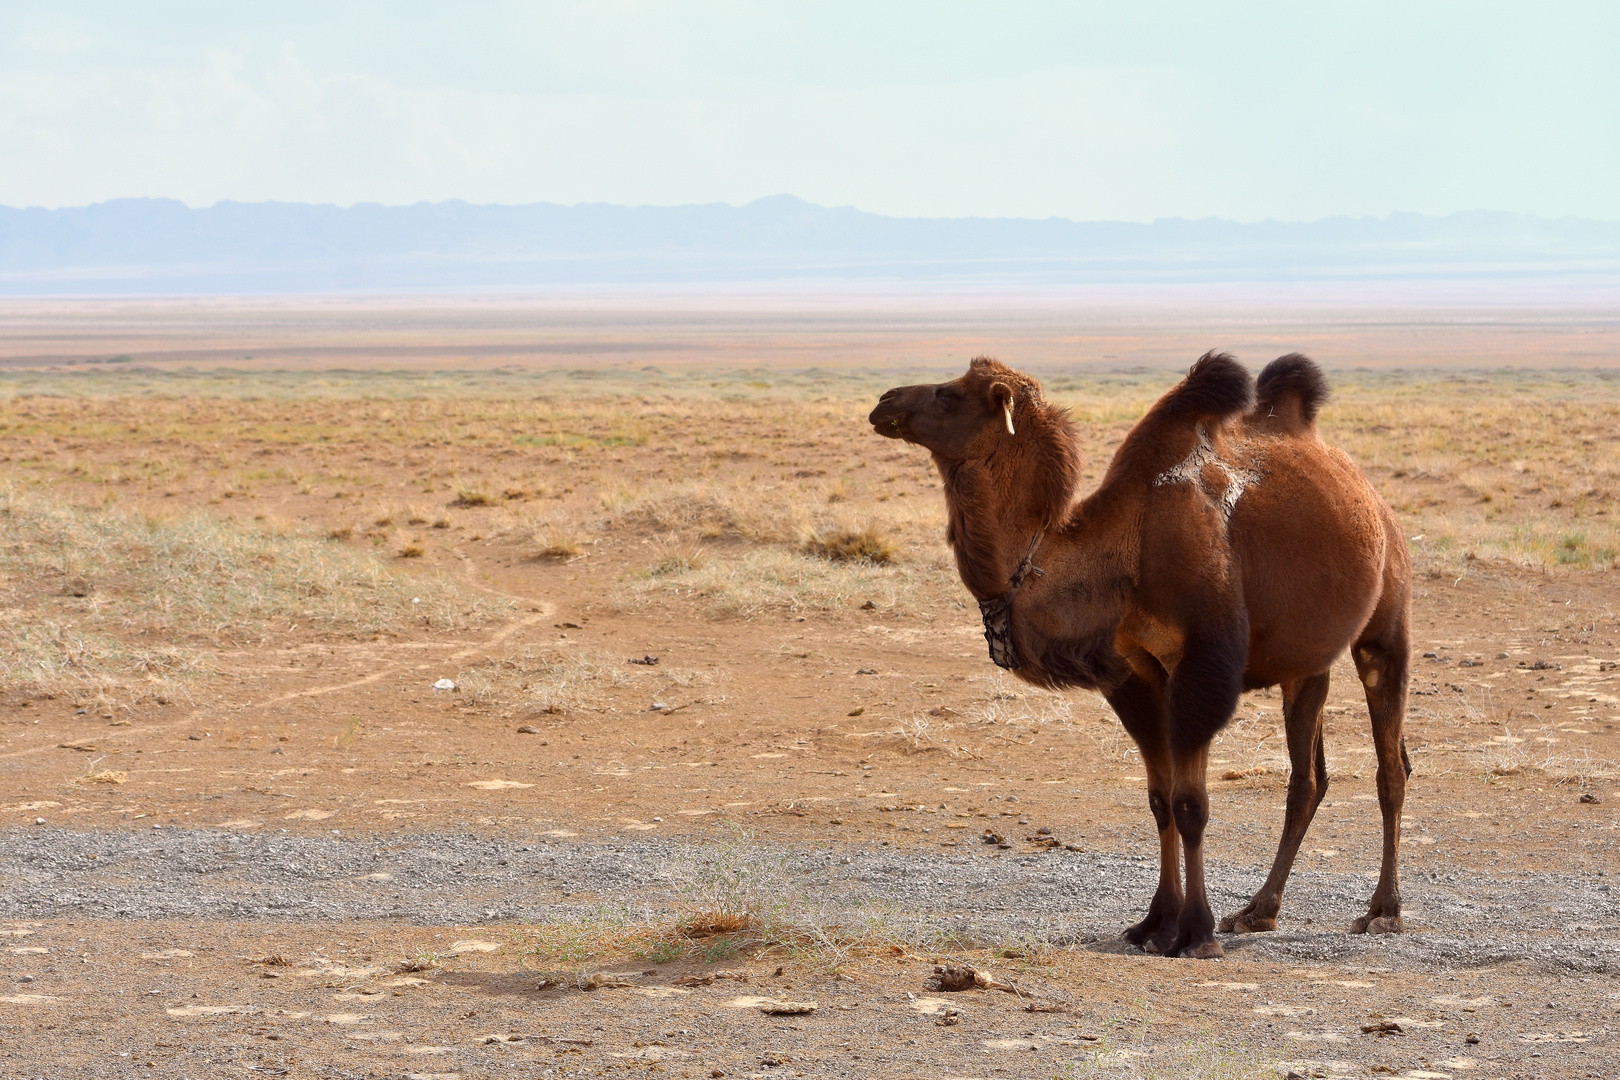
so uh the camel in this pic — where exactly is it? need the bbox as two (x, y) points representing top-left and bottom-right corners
(869, 353), (1411, 959)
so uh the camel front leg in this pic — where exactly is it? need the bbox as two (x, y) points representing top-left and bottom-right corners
(1106, 669), (1182, 954)
(1222, 672), (1331, 933)
(1168, 743), (1223, 958)
(1160, 629), (1244, 959)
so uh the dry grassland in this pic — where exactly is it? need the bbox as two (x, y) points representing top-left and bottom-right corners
(1, 356), (1618, 1078)
(2, 366), (1615, 694)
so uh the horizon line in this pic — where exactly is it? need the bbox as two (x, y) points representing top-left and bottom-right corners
(5, 195), (1617, 229)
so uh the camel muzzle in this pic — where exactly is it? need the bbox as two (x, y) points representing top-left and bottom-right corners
(868, 388), (910, 438)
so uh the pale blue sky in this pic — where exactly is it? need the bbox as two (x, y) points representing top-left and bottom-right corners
(2, 2), (1616, 221)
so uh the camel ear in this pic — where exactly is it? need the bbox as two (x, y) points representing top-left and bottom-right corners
(991, 382), (1015, 434)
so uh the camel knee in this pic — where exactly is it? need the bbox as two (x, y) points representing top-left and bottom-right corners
(1355, 643), (1405, 691)
(1309, 768), (1329, 813)
(1375, 763), (1406, 807)
(1289, 769), (1323, 815)
(1172, 794), (1208, 848)
(1148, 791), (1173, 833)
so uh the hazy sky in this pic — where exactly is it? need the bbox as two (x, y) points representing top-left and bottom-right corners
(2, 2), (1616, 221)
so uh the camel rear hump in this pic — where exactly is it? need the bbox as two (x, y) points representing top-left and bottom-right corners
(1253, 353), (1330, 434)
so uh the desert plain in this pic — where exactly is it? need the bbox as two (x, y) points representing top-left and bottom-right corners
(0, 293), (1617, 1079)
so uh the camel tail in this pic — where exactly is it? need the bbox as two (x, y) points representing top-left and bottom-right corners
(1161, 351), (1255, 419)
(1256, 353), (1330, 426)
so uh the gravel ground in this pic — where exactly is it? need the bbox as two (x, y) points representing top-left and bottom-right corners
(7, 825), (1616, 978)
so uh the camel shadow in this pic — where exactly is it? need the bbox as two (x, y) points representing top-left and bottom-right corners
(1079, 933), (1268, 958)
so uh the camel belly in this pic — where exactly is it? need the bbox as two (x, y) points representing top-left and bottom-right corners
(1231, 444), (1388, 683)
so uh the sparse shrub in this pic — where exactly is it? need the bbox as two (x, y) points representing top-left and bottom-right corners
(454, 488), (497, 507)
(397, 542), (425, 558)
(804, 526), (896, 565)
(669, 828), (791, 941)
(536, 523), (582, 559)
(650, 534), (707, 575)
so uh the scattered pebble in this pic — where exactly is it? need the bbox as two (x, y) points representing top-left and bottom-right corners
(516, 725), (541, 734)
(432, 678), (456, 691)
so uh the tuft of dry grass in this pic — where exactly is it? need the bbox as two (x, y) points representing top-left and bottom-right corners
(535, 523), (583, 559)
(804, 525), (897, 565)
(649, 534), (708, 575)
(453, 487), (498, 507)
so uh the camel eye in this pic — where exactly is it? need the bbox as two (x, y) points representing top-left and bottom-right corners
(935, 386), (961, 409)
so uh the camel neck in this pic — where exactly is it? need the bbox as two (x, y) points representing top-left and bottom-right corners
(935, 456), (1059, 600)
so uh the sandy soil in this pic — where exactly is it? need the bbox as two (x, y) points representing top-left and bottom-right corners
(0, 300), (1617, 1079)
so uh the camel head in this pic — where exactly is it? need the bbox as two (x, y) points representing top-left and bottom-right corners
(868, 356), (1046, 459)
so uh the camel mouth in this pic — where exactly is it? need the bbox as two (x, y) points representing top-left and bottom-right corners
(868, 402), (908, 439)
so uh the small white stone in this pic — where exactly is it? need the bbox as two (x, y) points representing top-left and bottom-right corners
(433, 678), (455, 691)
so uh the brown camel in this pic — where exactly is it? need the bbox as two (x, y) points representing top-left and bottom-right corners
(869, 353), (1412, 959)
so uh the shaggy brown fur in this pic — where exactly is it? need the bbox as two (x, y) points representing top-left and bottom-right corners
(870, 354), (1412, 958)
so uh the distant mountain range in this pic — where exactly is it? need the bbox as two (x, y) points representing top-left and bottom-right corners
(3, 195), (1618, 294)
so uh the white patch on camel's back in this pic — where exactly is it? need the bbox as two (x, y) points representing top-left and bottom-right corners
(1152, 423), (1260, 525)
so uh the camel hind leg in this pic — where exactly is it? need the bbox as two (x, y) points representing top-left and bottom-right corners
(1350, 609), (1410, 935)
(1220, 672), (1331, 933)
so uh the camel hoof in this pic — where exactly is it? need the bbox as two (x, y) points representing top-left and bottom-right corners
(1349, 913), (1405, 935)
(1219, 912), (1277, 934)
(1181, 938), (1226, 960)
